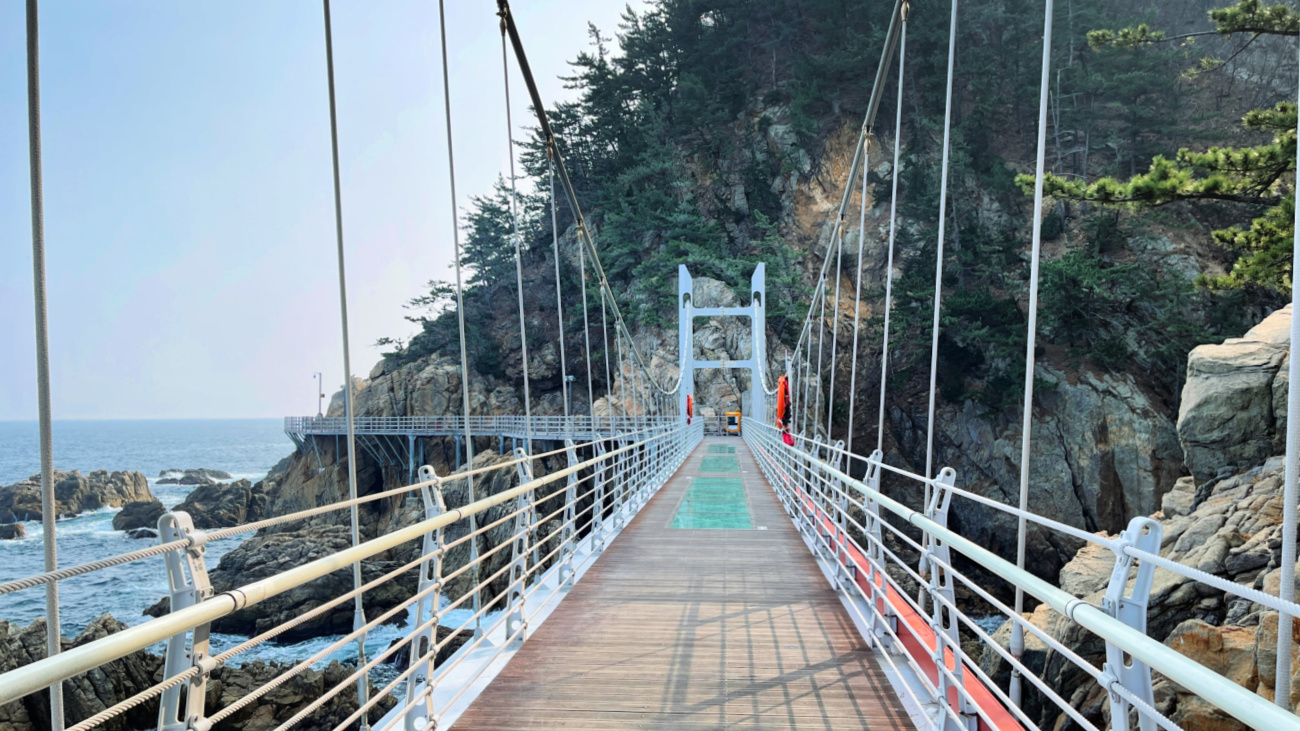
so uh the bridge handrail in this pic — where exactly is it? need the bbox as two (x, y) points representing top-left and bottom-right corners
(744, 418), (1300, 731)
(0, 421), (702, 723)
(0, 420), (679, 598)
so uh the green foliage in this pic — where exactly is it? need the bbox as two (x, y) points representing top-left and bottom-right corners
(1037, 0), (1297, 295)
(1036, 219), (1254, 401)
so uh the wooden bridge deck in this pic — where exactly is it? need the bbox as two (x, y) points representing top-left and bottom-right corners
(452, 436), (912, 730)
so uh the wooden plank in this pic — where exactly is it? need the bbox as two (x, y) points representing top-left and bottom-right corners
(452, 437), (913, 730)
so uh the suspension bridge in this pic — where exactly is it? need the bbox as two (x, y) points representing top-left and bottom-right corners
(6, 0), (1300, 730)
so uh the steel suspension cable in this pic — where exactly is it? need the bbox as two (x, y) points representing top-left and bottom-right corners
(500, 29), (535, 455)
(1010, 0), (1054, 707)
(549, 160), (570, 418)
(825, 223), (846, 440)
(320, 0), (369, 720)
(814, 277), (829, 435)
(877, 14), (908, 454)
(579, 245), (597, 427)
(435, 0), (481, 632)
(924, 0), (959, 482)
(24, 3), (64, 727)
(600, 283), (615, 437)
(845, 145), (871, 459)
(1275, 24), (1300, 710)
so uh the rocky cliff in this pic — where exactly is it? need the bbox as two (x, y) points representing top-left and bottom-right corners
(981, 305), (1295, 731)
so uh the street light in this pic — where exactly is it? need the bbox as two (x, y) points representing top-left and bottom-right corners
(314, 372), (325, 417)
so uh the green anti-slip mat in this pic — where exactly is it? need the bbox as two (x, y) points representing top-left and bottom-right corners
(699, 455), (740, 473)
(706, 444), (736, 454)
(671, 476), (752, 529)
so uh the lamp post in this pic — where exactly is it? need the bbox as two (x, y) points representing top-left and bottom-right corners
(314, 372), (324, 417)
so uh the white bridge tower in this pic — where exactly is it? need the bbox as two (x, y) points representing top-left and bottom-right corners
(678, 263), (767, 424)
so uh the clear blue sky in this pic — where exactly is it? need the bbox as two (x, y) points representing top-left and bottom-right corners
(0, 1), (645, 420)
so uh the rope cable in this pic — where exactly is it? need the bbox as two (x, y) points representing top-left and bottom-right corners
(435, 0), (481, 632)
(24, 2), (64, 727)
(845, 134), (871, 459)
(877, 15), (907, 454)
(320, 2), (369, 718)
(579, 240), (597, 427)
(549, 159), (570, 418)
(500, 27), (534, 455)
(1011, 0), (1054, 707)
(1275, 19), (1300, 710)
(825, 220), (846, 440)
(924, 0), (960, 482)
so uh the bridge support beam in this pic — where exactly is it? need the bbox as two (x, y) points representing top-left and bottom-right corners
(678, 264), (767, 423)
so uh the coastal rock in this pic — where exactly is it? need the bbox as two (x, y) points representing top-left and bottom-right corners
(0, 523), (26, 540)
(0, 615), (391, 731)
(126, 528), (158, 540)
(0, 470), (152, 523)
(111, 499), (165, 531)
(1178, 305), (1291, 483)
(0, 615), (164, 731)
(981, 456), (1294, 731)
(156, 524), (415, 641)
(160, 468), (233, 480)
(172, 479), (267, 529)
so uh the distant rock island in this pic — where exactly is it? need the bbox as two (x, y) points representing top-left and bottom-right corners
(157, 467), (232, 485)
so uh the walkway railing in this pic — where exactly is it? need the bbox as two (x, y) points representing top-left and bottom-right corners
(744, 418), (1300, 731)
(0, 421), (702, 731)
(285, 414), (678, 439)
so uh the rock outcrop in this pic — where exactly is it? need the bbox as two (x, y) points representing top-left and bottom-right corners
(979, 310), (1296, 731)
(0, 471), (152, 523)
(158, 468), (233, 484)
(0, 523), (25, 540)
(172, 479), (268, 529)
(111, 499), (165, 531)
(0, 615), (393, 731)
(1178, 304), (1291, 483)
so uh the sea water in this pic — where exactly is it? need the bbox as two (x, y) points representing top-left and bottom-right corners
(0, 419), (412, 669)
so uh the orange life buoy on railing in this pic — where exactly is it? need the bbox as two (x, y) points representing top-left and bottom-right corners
(775, 375), (790, 430)
(686, 394), (693, 425)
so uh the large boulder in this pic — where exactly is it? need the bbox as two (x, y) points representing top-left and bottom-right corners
(982, 455), (1297, 731)
(1178, 305), (1291, 483)
(0, 615), (164, 731)
(0, 470), (152, 523)
(111, 499), (165, 531)
(172, 479), (268, 529)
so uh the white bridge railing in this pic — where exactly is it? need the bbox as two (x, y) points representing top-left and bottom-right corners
(743, 418), (1300, 731)
(284, 414), (678, 439)
(0, 421), (703, 731)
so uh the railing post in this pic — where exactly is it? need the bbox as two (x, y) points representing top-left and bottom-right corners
(1101, 516), (1162, 731)
(862, 450), (894, 650)
(923, 467), (976, 731)
(506, 448), (535, 643)
(156, 512), (215, 731)
(561, 439), (579, 588)
(405, 465), (445, 731)
(828, 439), (852, 588)
(593, 440), (608, 553)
